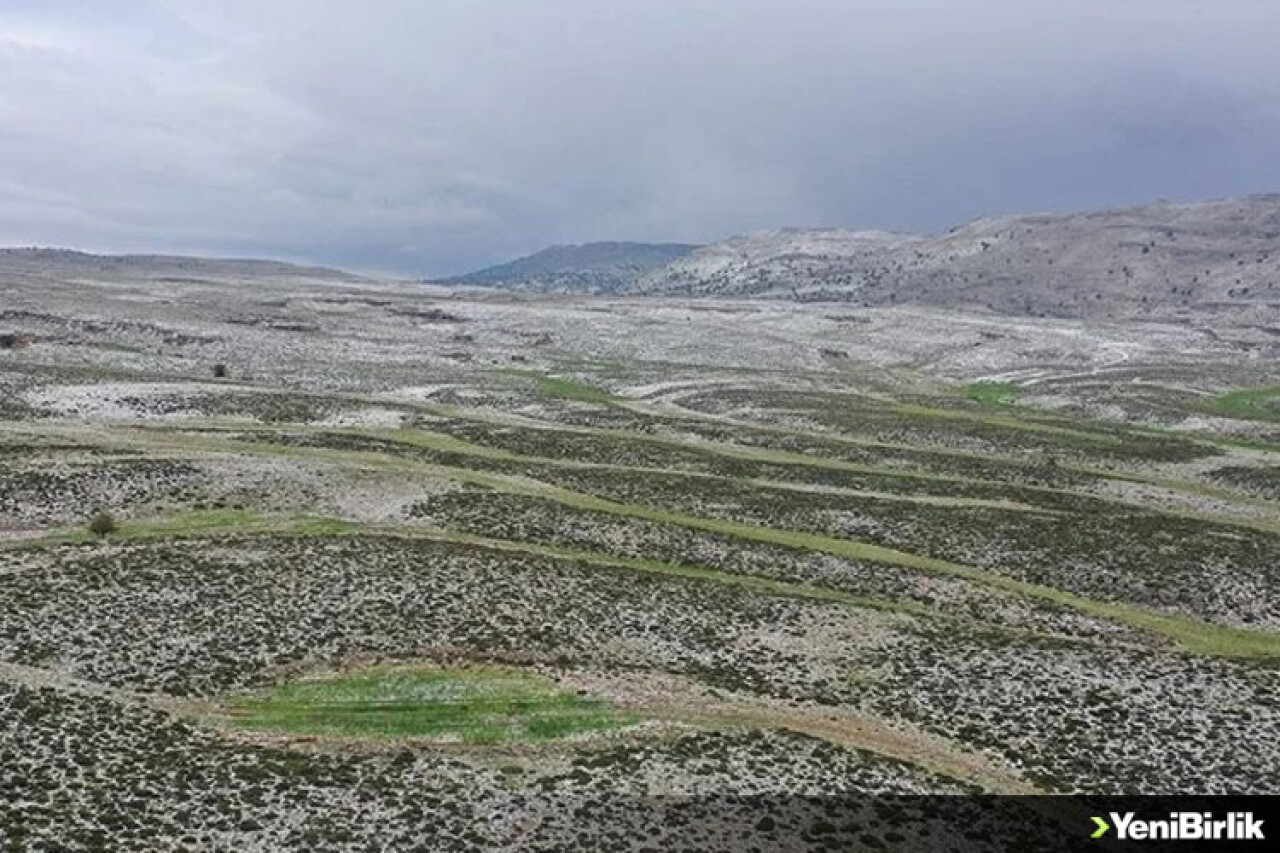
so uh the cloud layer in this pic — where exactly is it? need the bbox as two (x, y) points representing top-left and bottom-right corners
(2, 0), (1278, 275)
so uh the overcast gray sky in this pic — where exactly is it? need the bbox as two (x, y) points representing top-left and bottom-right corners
(1, 1), (1278, 276)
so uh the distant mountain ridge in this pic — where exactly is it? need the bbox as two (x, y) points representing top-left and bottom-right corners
(0, 248), (365, 282)
(437, 241), (699, 292)
(442, 194), (1280, 320)
(12, 193), (1280, 322)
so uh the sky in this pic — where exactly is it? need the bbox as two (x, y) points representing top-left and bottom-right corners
(1, 0), (1278, 277)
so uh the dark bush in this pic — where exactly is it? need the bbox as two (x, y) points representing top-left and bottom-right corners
(88, 511), (118, 537)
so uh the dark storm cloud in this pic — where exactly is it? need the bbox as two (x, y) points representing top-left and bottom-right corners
(1, 0), (1278, 275)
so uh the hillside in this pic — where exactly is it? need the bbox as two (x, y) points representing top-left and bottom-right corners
(440, 241), (699, 292)
(633, 195), (1280, 319)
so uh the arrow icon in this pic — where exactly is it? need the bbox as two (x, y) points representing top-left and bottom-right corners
(1091, 816), (1111, 839)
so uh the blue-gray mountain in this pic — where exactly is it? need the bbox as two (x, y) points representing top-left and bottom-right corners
(438, 242), (700, 293)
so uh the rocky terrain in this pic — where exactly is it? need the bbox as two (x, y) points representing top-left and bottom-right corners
(0, 254), (1277, 849)
(637, 194), (1280, 321)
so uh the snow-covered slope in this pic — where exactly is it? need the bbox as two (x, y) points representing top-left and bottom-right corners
(633, 195), (1280, 319)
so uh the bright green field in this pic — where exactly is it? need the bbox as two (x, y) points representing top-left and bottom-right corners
(1207, 387), (1280, 423)
(962, 381), (1022, 406)
(498, 369), (621, 405)
(228, 666), (634, 743)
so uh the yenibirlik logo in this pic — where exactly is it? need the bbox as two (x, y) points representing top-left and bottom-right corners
(1091, 812), (1265, 842)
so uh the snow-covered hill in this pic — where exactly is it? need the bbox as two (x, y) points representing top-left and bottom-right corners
(632, 195), (1280, 320)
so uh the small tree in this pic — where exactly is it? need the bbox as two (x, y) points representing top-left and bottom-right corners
(88, 511), (118, 538)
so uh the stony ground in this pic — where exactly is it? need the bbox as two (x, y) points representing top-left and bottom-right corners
(1, 268), (1278, 849)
